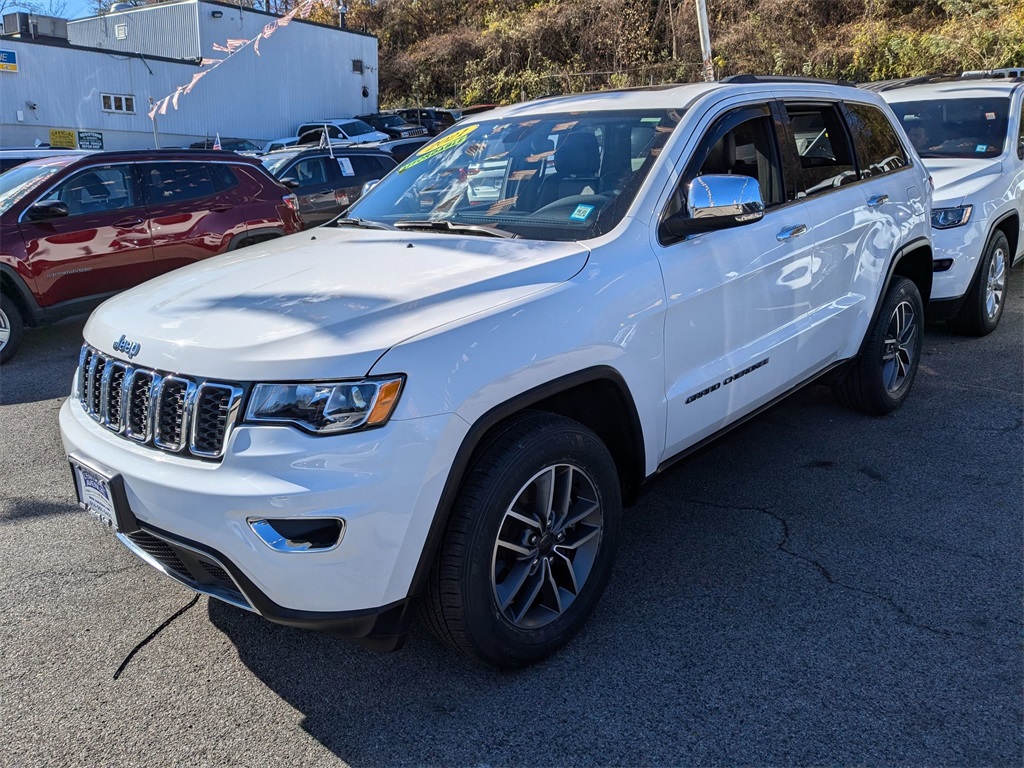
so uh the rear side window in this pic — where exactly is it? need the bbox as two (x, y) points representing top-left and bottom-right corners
(211, 163), (240, 190)
(348, 155), (386, 178)
(844, 103), (908, 179)
(46, 165), (138, 216)
(140, 162), (217, 205)
(783, 102), (857, 197)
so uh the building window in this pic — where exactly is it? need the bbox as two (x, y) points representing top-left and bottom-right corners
(351, 59), (363, 74)
(114, 23), (127, 40)
(101, 93), (136, 114)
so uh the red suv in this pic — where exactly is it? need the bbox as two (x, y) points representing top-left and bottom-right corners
(0, 150), (302, 362)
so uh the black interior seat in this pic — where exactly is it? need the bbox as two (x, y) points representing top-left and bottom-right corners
(535, 132), (601, 208)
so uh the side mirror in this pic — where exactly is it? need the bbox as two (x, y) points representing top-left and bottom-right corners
(663, 174), (765, 238)
(26, 201), (70, 222)
(280, 177), (300, 189)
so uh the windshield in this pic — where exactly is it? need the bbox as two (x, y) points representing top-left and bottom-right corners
(343, 109), (680, 241)
(376, 115), (405, 128)
(891, 97), (1010, 159)
(341, 120), (376, 137)
(261, 152), (300, 176)
(0, 160), (69, 216)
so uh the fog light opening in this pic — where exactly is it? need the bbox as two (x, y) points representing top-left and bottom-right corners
(933, 258), (954, 272)
(248, 517), (346, 553)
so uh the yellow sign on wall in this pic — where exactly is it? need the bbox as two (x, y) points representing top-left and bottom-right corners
(49, 129), (76, 149)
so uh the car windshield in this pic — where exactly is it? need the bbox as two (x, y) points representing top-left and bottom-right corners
(343, 109), (680, 241)
(0, 159), (69, 215)
(376, 115), (405, 128)
(891, 97), (1010, 159)
(261, 152), (301, 176)
(340, 120), (376, 137)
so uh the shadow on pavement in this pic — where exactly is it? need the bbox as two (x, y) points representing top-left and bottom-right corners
(0, 317), (85, 406)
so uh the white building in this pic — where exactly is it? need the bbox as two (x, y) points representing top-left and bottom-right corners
(0, 0), (378, 150)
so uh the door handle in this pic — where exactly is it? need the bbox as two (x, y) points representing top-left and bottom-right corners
(210, 204), (233, 213)
(776, 224), (808, 242)
(868, 194), (890, 207)
(318, 189), (331, 195)
(113, 217), (143, 228)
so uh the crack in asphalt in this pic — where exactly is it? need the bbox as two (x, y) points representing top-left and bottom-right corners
(113, 595), (200, 680)
(685, 498), (1000, 642)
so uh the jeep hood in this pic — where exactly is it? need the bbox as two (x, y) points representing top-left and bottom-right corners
(922, 157), (1003, 207)
(84, 228), (589, 380)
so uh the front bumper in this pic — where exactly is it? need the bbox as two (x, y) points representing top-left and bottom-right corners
(930, 218), (988, 302)
(60, 397), (468, 633)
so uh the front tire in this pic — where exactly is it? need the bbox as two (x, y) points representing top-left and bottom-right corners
(0, 294), (24, 364)
(834, 276), (923, 415)
(422, 412), (622, 668)
(951, 229), (1010, 336)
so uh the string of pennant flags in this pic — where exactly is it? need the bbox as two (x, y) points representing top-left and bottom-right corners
(148, 0), (317, 120)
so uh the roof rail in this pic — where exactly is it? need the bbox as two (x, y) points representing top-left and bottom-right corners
(719, 74), (858, 88)
(961, 68), (1024, 81)
(856, 74), (957, 92)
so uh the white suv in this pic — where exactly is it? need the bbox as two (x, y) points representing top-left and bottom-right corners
(60, 78), (932, 667)
(878, 71), (1024, 335)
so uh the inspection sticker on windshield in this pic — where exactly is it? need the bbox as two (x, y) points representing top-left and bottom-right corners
(570, 204), (594, 222)
(976, 144), (988, 153)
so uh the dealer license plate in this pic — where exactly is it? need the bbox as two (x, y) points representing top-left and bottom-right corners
(71, 460), (118, 531)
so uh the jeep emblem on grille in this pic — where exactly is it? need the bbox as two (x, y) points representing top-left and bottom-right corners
(113, 334), (141, 360)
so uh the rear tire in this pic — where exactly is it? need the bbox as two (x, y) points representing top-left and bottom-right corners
(834, 276), (923, 415)
(951, 230), (1009, 336)
(422, 412), (622, 668)
(0, 293), (24, 364)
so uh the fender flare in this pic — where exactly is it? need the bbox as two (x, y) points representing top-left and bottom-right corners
(405, 365), (646, 601)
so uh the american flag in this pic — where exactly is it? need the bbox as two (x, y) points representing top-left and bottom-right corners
(212, 132), (222, 151)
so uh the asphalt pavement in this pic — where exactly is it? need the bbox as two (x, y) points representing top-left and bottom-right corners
(1, 270), (1021, 766)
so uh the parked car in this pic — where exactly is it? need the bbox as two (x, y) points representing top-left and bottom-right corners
(0, 150), (302, 362)
(460, 104), (499, 118)
(259, 136), (300, 155)
(871, 70), (1024, 335)
(60, 77), (932, 668)
(356, 113), (429, 139)
(189, 138), (262, 154)
(374, 136), (431, 163)
(295, 119), (390, 145)
(0, 148), (92, 174)
(260, 146), (397, 226)
(397, 107), (461, 136)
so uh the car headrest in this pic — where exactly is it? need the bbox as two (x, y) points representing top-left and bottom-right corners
(77, 172), (110, 199)
(702, 133), (736, 175)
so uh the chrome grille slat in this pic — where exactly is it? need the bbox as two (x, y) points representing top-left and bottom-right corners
(77, 343), (241, 460)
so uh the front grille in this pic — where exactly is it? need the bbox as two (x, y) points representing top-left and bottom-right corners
(77, 344), (243, 460)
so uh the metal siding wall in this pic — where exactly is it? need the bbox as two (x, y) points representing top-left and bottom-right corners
(2, 6), (378, 148)
(67, 2), (200, 60)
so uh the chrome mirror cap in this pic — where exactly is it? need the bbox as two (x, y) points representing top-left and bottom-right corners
(687, 174), (765, 222)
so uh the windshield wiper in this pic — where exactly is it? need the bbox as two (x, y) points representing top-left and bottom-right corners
(393, 220), (517, 239)
(330, 217), (394, 230)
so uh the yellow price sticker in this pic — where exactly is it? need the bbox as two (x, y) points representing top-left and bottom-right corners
(398, 125), (478, 173)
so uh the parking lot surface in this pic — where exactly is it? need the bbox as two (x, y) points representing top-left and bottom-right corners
(2, 269), (1021, 767)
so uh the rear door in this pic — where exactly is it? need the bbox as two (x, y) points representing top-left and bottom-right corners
(336, 154), (397, 208)
(138, 160), (248, 275)
(777, 98), (914, 353)
(17, 163), (153, 308)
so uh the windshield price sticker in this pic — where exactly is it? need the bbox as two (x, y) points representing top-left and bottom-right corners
(399, 125), (478, 173)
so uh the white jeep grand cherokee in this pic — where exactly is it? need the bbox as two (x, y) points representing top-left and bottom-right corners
(878, 71), (1024, 335)
(60, 78), (932, 667)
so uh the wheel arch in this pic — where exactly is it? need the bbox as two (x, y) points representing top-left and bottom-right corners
(406, 365), (646, 601)
(0, 264), (42, 327)
(992, 210), (1020, 265)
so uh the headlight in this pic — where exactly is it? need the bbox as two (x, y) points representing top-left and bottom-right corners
(245, 376), (404, 434)
(931, 205), (973, 229)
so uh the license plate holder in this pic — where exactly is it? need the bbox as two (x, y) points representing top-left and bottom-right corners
(71, 458), (120, 532)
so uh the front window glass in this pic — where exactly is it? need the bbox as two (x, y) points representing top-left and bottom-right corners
(344, 109), (680, 241)
(45, 165), (137, 215)
(0, 160), (68, 215)
(891, 98), (1010, 158)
